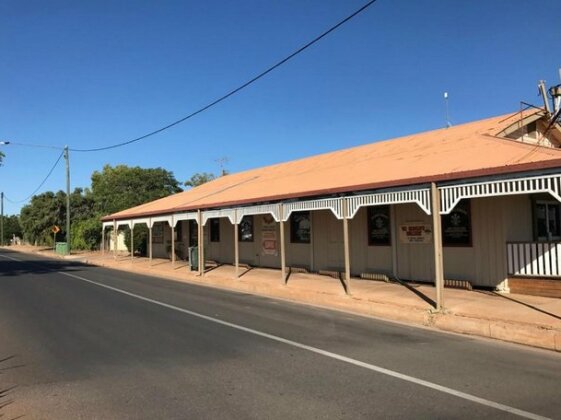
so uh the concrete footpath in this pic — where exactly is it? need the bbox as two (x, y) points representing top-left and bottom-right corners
(6, 245), (561, 352)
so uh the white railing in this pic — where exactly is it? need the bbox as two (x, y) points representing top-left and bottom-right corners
(507, 242), (561, 277)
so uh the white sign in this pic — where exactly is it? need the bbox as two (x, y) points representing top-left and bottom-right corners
(261, 215), (278, 256)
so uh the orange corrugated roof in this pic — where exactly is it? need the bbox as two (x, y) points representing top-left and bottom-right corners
(103, 109), (561, 221)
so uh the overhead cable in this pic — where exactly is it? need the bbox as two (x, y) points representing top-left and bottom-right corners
(4, 150), (65, 204)
(70, 0), (378, 153)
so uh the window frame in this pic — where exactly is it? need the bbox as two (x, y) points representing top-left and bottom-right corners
(238, 215), (254, 242)
(210, 218), (220, 242)
(441, 199), (472, 247)
(533, 200), (561, 241)
(367, 205), (391, 246)
(290, 211), (311, 244)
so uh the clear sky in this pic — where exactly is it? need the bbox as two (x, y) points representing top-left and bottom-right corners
(1, 0), (560, 215)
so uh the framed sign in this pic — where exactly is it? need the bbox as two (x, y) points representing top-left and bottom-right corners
(442, 199), (472, 246)
(290, 211), (311, 244)
(261, 215), (278, 256)
(238, 216), (254, 242)
(367, 206), (391, 246)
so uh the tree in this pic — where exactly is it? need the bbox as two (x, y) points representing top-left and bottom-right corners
(91, 165), (182, 215)
(123, 224), (148, 256)
(71, 217), (101, 251)
(20, 191), (66, 245)
(20, 188), (97, 246)
(91, 165), (182, 255)
(0, 150), (4, 166)
(1, 215), (22, 243)
(184, 172), (217, 188)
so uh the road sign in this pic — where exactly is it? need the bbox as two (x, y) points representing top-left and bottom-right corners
(52, 225), (60, 234)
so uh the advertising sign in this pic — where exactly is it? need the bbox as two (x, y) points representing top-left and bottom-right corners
(261, 215), (278, 256)
(399, 223), (432, 244)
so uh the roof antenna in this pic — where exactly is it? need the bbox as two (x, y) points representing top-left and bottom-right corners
(444, 92), (452, 128)
(538, 80), (551, 114)
(215, 156), (229, 176)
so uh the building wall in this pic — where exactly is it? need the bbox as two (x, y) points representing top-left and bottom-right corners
(470, 194), (532, 288)
(394, 203), (435, 282)
(151, 222), (170, 259)
(109, 231), (128, 252)
(207, 218), (234, 264)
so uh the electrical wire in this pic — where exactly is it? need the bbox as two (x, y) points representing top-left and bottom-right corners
(4, 141), (64, 150)
(4, 150), (65, 204)
(70, 0), (378, 153)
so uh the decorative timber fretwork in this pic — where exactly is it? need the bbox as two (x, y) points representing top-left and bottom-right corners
(282, 198), (344, 221)
(346, 189), (431, 217)
(235, 204), (280, 224)
(172, 212), (197, 227)
(202, 209), (236, 225)
(439, 174), (561, 214)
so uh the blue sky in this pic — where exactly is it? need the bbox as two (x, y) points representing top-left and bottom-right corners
(1, 0), (560, 215)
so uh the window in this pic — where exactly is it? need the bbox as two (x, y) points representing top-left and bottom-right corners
(152, 222), (164, 244)
(188, 220), (198, 247)
(290, 211), (311, 244)
(210, 218), (220, 242)
(238, 216), (254, 242)
(442, 199), (472, 247)
(367, 206), (391, 246)
(535, 201), (561, 241)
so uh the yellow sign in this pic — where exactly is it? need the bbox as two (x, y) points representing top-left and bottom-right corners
(52, 226), (60, 234)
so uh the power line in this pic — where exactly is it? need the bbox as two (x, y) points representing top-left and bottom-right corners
(4, 150), (65, 204)
(70, 0), (378, 153)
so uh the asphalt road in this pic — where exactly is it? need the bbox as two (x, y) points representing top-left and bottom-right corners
(1, 249), (560, 419)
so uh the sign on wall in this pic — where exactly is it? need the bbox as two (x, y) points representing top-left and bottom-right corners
(399, 223), (432, 244)
(442, 199), (472, 246)
(367, 206), (391, 246)
(261, 215), (278, 256)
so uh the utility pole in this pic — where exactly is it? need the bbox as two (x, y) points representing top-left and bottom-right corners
(64, 146), (71, 255)
(1, 192), (4, 247)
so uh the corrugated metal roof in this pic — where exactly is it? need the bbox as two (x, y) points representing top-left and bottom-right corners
(103, 110), (561, 221)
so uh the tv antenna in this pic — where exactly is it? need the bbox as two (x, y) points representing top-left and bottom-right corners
(444, 92), (452, 128)
(215, 157), (230, 176)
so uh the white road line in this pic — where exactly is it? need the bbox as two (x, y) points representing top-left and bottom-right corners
(0, 252), (551, 420)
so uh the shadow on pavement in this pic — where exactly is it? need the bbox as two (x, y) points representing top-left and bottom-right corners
(491, 291), (561, 321)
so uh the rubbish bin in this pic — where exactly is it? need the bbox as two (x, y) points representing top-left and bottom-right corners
(189, 246), (198, 271)
(55, 242), (68, 255)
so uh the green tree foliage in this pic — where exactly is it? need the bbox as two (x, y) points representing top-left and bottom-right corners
(92, 165), (182, 215)
(184, 172), (216, 188)
(71, 217), (101, 251)
(20, 188), (96, 246)
(19, 165), (182, 252)
(1, 215), (22, 243)
(20, 191), (66, 245)
(123, 224), (148, 256)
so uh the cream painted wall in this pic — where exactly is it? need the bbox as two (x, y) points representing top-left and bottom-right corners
(394, 203), (435, 281)
(349, 207), (392, 276)
(469, 195), (533, 288)
(207, 218), (234, 264)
